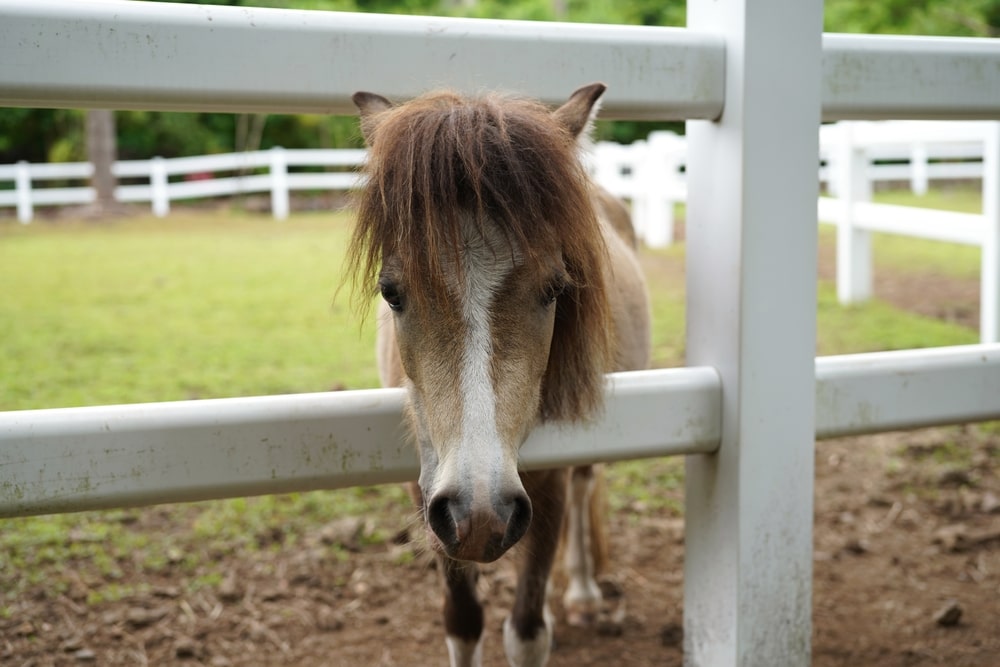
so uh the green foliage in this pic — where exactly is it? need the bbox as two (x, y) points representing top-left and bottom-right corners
(616, 0), (686, 27)
(147, 0), (358, 7)
(4, 0), (996, 163)
(0, 108), (84, 163)
(594, 119), (685, 144)
(825, 0), (1000, 36)
(116, 111), (233, 158)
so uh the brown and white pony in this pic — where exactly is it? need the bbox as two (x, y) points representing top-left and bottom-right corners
(348, 83), (651, 667)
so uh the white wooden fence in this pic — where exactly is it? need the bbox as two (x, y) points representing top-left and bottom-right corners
(0, 147), (365, 222)
(595, 120), (1000, 343)
(818, 121), (1000, 343)
(2, 1), (1000, 664)
(820, 121), (993, 196)
(6, 121), (997, 342)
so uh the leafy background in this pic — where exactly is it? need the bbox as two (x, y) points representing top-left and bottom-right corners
(2, 0), (997, 164)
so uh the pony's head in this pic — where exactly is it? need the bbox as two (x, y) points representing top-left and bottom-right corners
(349, 84), (611, 563)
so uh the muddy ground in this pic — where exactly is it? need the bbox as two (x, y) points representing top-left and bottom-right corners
(3, 238), (998, 666)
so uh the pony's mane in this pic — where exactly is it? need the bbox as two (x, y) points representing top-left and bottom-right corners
(348, 89), (612, 422)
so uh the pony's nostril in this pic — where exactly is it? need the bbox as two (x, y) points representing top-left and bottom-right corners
(426, 490), (531, 560)
(427, 493), (464, 548)
(501, 492), (532, 549)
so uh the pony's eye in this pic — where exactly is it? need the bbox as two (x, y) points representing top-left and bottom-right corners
(379, 281), (404, 312)
(542, 278), (567, 307)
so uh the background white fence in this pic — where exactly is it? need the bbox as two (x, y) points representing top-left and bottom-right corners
(8, 122), (990, 235)
(5, 119), (997, 341)
(3, 1), (1000, 664)
(817, 121), (1000, 344)
(0, 147), (365, 222)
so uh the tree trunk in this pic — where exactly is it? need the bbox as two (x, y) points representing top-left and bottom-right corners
(86, 109), (118, 216)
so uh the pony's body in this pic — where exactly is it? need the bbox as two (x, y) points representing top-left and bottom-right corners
(350, 84), (651, 667)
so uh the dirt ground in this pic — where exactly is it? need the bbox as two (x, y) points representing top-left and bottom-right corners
(3, 241), (999, 666)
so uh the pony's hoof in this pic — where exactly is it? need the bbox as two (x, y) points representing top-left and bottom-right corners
(565, 603), (600, 627)
(564, 579), (627, 632)
(503, 612), (553, 667)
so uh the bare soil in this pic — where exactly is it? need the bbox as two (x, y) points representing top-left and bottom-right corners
(3, 241), (998, 666)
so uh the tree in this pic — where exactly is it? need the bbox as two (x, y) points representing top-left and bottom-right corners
(85, 110), (119, 217)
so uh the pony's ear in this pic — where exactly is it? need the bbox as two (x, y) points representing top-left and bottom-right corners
(352, 91), (393, 144)
(553, 82), (606, 138)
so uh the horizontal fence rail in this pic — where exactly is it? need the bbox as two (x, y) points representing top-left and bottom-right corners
(0, 0), (725, 120)
(2, 120), (990, 228)
(4, 345), (999, 519)
(0, 147), (365, 222)
(822, 34), (1000, 120)
(0, 368), (722, 518)
(815, 345), (1000, 439)
(3, 3), (1000, 120)
(816, 198), (985, 245)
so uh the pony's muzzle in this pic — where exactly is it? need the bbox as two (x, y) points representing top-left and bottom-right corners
(426, 490), (532, 563)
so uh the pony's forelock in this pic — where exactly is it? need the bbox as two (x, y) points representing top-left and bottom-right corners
(347, 89), (612, 422)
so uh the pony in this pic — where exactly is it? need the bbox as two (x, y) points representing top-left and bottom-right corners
(348, 83), (651, 667)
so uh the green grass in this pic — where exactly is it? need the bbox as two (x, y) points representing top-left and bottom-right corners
(0, 211), (378, 410)
(2, 191), (981, 410)
(0, 190), (988, 601)
(847, 184), (982, 280)
(639, 242), (687, 367)
(872, 184), (982, 214)
(816, 282), (977, 354)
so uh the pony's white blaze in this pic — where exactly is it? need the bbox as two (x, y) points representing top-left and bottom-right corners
(434, 224), (520, 502)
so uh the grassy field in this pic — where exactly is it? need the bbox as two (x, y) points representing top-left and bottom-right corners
(1, 186), (982, 410)
(1, 211), (379, 410)
(0, 188), (986, 611)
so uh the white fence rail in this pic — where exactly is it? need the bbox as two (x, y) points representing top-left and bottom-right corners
(0, 368), (723, 517)
(6, 347), (999, 518)
(602, 120), (1000, 343)
(0, 147), (366, 222)
(817, 120), (1000, 343)
(7, 120), (992, 246)
(3, 0), (1000, 664)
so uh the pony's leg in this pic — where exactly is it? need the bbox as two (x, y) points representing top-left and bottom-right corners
(504, 469), (568, 667)
(562, 464), (605, 626)
(441, 556), (485, 667)
(410, 482), (485, 667)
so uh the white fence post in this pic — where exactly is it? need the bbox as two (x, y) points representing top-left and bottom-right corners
(269, 146), (289, 220)
(685, 0), (820, 663)
(15, 160), (32, 224)
(911, 141), (929, 196)
(982, 122), (1000, 343)
(629, 141), (650, 242)
(640, 131), (678, 248)
(834, 123), (873, 304)
(150, 155), (169, 217)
